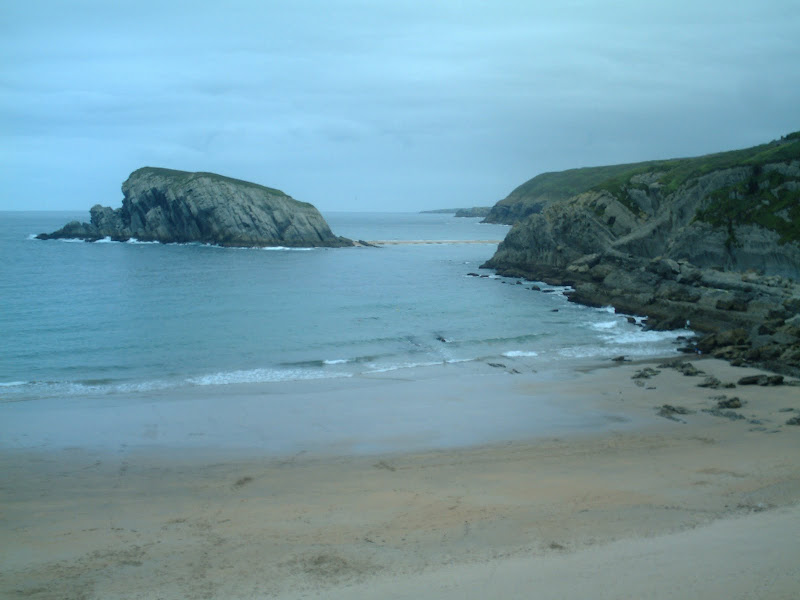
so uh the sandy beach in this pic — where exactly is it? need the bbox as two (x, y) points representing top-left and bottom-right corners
(2, 357), (799, 599)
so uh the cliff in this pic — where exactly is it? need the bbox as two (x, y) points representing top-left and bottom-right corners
(482, 162), (662, 224)
(38, 167), (353, 248)
(483, 132), (800, 375)
(454, 207), (492, 218)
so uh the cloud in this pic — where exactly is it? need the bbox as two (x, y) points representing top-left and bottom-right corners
(1, 0), (799, 211)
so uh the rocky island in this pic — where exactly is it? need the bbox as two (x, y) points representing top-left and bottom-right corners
(37, 167), (353, 248)
(482, 132), (800, 375)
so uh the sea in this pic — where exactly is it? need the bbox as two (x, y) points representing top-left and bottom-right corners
(0, 210), (688, 407)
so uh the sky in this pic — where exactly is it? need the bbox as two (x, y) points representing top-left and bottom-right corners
(2, 1), (799, 213)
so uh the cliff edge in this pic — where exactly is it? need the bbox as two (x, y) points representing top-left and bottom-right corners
(483, 132), (800, 375)
(37, 167), (353, 248)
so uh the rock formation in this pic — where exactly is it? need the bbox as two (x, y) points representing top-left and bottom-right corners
(420, 207), (492, 217)
(482, 162), (662, 224)
(38, 167), (353, 248)
(482, 132), (800, 375)
(454, 207), (492, 218)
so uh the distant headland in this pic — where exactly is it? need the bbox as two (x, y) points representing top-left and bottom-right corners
(420, 207), (492, 218)
(37, 167), (353, 248)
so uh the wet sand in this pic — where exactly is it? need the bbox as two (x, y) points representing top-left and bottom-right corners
(1, 357), (799, 599)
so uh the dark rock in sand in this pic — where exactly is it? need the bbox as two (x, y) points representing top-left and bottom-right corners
(37, 167), (354, 248)
(633, 367), (660, 379)
(702, 408), (747, 420)
(716, 396), (743, 409)
(738, 374), (784, 386)
(657, 405), (693, 422)
(658, 361), (704, 377)
(698, 376), (722, 388)
(697, 376), (736, 389)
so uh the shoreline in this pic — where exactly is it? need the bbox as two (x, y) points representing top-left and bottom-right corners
(0, 354), (683, 457)
(2, 357), (799, 598)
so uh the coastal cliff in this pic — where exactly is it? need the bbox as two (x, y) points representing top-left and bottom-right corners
(483, 133), (800, 375)
(482, 162), (660, 225)
(38, 167), (353, 247)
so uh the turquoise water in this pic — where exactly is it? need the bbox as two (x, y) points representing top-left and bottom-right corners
(1, 211), (686, 403)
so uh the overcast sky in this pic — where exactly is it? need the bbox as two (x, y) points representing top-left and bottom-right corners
(2, 1), (799, 212)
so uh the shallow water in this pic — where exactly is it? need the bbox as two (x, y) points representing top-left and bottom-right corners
(1, 211), (687, 406)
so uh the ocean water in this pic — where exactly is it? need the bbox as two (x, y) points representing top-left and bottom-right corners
(0, 211), (687, 404)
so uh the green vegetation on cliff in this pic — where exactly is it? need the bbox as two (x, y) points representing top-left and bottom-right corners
(133, 167), (296, 202)
(486, 133), (800, 234)
(483, 162), (658, 223)
(591, 133), (800, 198)
(694, 165), (800, 245)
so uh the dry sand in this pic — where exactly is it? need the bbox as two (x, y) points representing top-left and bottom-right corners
(1, 357), (799, 599)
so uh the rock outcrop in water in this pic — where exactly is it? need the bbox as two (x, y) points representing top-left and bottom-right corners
(38, 167), (353, 247)
(482, 132), (800, 375)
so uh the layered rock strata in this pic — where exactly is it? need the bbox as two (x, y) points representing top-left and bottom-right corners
(483, 134), (800, 375)
(38, 167), (353, 248)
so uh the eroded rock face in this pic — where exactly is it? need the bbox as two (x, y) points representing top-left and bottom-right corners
(38, 167), (353, 248)
(482, 136), (800, 375)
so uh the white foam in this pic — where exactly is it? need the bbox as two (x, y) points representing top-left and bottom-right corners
(557, 346), (614, 359)
(591, 320), (619, 330)
(0, 381), (28, 387)
(602, 329), (687, 345)
(95, 236), (114, 243)
(323, 359), (350, 365)
(187, 368), (351, 386)
(127, 238), (160, 244)
(365, 361), (443, 374)
(113, 380), (175, 393)
(262, 246), (315, 251)
(502, 350), (539, 358)
(63, 379), (174, 395)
